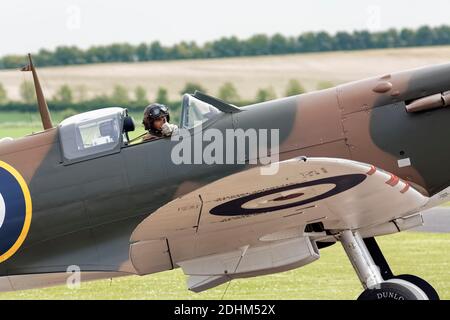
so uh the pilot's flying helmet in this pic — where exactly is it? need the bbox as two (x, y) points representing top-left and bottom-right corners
(143, 103), (170, 130)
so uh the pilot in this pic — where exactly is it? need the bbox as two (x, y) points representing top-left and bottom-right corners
(142, 103), (178, 141)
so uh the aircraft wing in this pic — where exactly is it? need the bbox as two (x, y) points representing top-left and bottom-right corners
(130, 157), (431, 291)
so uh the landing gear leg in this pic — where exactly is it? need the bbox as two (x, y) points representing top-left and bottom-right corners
(339, 230), (384, 289)
(339, 230), (435, 300)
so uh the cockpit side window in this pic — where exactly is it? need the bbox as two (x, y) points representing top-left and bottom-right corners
(59, 108), (123, 163)
(77, 118), (119, 150)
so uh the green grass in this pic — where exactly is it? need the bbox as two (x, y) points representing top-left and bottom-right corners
(0, 232), (449, 300)
(0, 111), (73, 124)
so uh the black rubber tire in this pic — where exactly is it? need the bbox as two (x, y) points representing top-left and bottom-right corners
(393, 274), (439, 300)
(357, 282), (421, 300)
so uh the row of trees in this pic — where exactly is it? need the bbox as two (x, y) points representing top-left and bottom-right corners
(1, 25), (450, 69)
(0, 80), (334, 108)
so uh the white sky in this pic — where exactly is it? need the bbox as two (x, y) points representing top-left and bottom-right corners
(1, 0), (449, 56)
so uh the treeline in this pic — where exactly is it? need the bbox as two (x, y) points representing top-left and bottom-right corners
(1, 25), (450, 69)
(0, 79), (334, 114)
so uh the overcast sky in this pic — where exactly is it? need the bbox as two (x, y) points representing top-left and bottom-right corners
(1, 0), (449, 56)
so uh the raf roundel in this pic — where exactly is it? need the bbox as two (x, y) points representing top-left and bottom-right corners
(0, 161), (32, 263)
(209, 174), (367, 216)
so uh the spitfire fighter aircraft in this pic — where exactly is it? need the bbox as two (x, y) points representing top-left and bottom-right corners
(0, 54), (449, 300)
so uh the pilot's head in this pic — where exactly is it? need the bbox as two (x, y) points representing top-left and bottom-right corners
(143, 103), (170, 133)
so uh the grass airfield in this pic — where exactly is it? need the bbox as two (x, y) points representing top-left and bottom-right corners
(1, 47), (450, 299)
(0, 232), (448, 300)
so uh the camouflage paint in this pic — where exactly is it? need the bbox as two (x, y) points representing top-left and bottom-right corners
(1, 62), (450, 290)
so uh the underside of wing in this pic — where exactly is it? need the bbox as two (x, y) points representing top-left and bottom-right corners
(130, 157), (431, 291)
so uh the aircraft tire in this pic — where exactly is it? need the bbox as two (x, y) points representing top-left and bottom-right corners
(357, 279), (428, 300)
(393, 274), (439, 300)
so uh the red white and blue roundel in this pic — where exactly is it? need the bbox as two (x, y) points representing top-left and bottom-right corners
(0, 161), (32, 263)
(209, 174), (366, 216)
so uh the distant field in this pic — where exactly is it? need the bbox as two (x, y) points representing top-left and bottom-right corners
(1, 46), (450, 102)
(0, 232), (448, 300)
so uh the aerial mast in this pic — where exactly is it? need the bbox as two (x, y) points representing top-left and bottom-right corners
(21, 54), (53, 130)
